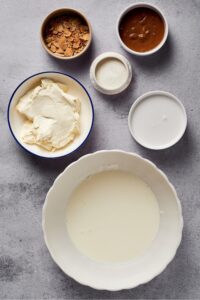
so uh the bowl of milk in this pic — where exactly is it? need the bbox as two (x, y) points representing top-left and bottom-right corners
(42, 150), (183, 290)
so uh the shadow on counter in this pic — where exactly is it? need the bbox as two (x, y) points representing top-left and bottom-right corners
(47, 230), (188, 300)
(125, 33), (175, 73)
(13, 117), (99, 179)
(132, 125), (194, 171)
(45, 39), (96, 76)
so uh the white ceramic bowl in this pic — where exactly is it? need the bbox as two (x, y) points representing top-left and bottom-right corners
(43, 150), (183, 291)
(128, 91), (187, 150)
(117, 3), (168, 56)
(90, 52), (132, 95)
(7, 72), (94, 158)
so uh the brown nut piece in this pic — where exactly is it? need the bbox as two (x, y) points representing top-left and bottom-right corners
(44, 15), (90, 58)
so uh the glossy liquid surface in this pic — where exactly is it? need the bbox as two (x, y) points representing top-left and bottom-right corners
(130, 94), (186, 148)
(119, 7), (165, 52)
(66, 170), (160, 262)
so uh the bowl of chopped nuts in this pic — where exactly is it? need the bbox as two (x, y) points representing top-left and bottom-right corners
(41, 8), (92, 60)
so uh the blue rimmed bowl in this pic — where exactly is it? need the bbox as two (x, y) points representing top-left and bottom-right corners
(7, 72), (94, 158)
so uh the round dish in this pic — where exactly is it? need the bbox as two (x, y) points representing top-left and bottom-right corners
(117, 3), (168, 56)
(40, 8), (92, 60)
(128, 91), (187, 150)
(43, 150), (183, 291)
(7, 72), (94, 158)
(90, 52), (132, 95)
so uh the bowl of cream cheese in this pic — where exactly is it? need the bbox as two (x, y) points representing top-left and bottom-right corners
(43, 150), (183, 290)
(7, 72), (94, 158)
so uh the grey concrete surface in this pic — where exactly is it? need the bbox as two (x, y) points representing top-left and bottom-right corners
(0, 0), (200, 299)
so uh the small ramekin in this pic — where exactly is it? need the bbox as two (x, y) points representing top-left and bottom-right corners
(90, 52), (132, 95)
(40, 8), (92, 60)
(117, 3), (168, 56)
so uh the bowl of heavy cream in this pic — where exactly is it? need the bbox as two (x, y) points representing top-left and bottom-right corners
(43, 150), (183, 290)
(7, 72), (94, 158)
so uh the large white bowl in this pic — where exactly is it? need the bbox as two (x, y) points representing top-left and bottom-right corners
(7, 72), (94, 158)
(42, 150), (183, 291)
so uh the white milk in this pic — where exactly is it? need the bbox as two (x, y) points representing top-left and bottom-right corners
(66, 170), (160, 262)
(129, 93), (186, 149)
(95, 58), (128, 90)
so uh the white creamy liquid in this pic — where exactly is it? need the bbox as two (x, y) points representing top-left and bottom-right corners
(95, 58), (128, 90)
(66, 170), (160, 262)
(130, 94), (186, 148)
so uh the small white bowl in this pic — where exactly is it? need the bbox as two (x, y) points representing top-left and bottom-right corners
(90, 52), (132, 95)
(7, 72), (94, 158)
(43, 150), (183, 291)
(128, 91), (187, 150)
(117, 3), (169, 56)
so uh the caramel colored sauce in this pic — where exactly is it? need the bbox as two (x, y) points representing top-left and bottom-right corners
(119, 7), (165, 52)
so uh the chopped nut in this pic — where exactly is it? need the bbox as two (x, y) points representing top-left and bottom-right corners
(73, 41), (80, 49)
(129, 33), (137, 39)
(44, 15), (90, 57)
(50, 45), (57, 52)
(59, 36), (66, 44)
(68, 37), (74, 42)
(64, 29), (72, 37)
(142, 26), (146, 32)
(139, 16), (147, 24)
(57, 25), (63, 32)
(63, 21), (70, 28)
(72, 18), (80, 26)
(80, 25), (89, 33)
(61, 44), (67, 51)
(57, 48), (64, 54)
(80, 33), (89, 41)
(53, 42), (60, 48)
(46, 37), (52, 43)
(138, 33), (145, 39)
(65, 47), (73, 56)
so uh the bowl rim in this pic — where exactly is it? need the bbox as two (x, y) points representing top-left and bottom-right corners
(128, 90), (187, 150)
(7, 71), (94, 159)
(40, 7), (92, 60)
(116, 2), (169, 56)
(42, 149), (183, 291)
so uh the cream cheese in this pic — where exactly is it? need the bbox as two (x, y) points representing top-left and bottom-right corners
(16, 79), (81, 151)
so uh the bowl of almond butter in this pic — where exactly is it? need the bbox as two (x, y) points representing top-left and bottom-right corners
(41, 8), (92, 60)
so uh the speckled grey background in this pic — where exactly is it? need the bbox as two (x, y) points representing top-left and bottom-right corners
(1, 0), (200, 299)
